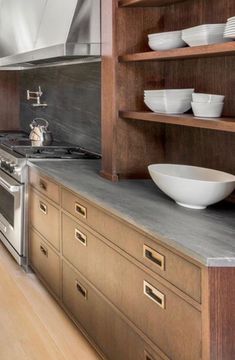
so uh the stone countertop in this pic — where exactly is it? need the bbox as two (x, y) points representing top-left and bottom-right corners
(28, 159), (235, 267)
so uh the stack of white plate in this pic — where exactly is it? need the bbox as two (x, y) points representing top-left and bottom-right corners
(144, 89), (194, 115)
(182, 24), (227, 46)
(148, 31), (186, 51)
(191, 93), (225, 118)
(224, 16), (235, 39)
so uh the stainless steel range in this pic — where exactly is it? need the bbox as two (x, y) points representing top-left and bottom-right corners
(0, 131), (100, 266)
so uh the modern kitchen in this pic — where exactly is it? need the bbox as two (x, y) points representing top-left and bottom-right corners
(0, 0), (235, 359)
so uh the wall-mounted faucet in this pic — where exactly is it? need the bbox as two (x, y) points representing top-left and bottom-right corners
(27, 86), (48, 107)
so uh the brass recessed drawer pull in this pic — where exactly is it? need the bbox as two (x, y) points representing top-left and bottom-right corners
(144, 281), (165, 309)
(144, 245), (165, 271)
(39, 201), (47, 214)
(40, 244), (48, 257)
(39, 179), (47, 191)
(76, 281), (87, 300)
(75, 228), (87, 246)
(75, 202), (87, 219)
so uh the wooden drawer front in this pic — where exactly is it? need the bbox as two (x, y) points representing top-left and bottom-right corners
(62, 261), (166, 360)
(62, 188), (89, 223)
(29, 229), (60, 298)
(30, 189), (60, 250)
(62, 215), (201, 360)
(61, 194), (201, 303)
(29, 169), (60, 204)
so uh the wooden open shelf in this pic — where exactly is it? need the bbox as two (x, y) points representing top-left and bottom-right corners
(120, 111), (235, 132)
(119, 42), (235, 62)
(119, 0), (184, 7)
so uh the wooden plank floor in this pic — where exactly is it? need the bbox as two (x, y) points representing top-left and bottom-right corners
(0, 242), (102, 360)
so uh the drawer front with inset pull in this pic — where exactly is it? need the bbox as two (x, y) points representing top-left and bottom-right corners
(62, 260), (166, 360)
(29, 229), (60, 298)
(30, 189), (60, 250)
(61, 188), (201, 303)
(29, 169), (60, 204)
(61, 213), (201, 359)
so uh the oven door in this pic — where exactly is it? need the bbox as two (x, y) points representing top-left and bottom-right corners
(0, 169), (24, 256)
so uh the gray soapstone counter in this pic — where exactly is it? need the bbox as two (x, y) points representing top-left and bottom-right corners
(28, 159), (235, 267)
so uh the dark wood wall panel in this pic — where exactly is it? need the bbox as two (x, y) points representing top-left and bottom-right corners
(0, 71), (20, 130)
(207, 268), (235, 359)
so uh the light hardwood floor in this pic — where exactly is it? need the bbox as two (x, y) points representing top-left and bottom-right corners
(0, 242), (102, 360)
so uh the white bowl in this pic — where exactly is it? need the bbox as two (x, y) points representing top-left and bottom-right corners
(148, 30), (182, 39)
(192, 93), (225, 103)
(144, 94), (192, 101)
(144, 99), (192, 114)
(148, 38), (186, 51)
(191, 101), (224, 118)
(144, 89), (194, 96)
(148, 164), (235, 209)
(148, 31), (186, 51)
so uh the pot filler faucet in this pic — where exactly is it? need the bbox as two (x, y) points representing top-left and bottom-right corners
(27, 86), (48, 108)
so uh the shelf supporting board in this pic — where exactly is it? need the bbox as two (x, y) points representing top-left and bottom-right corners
(119, 111), (235, 133)
(119, 0), (185, 7)
(119, 42), (235, 62)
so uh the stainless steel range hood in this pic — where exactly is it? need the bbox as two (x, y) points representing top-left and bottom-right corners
(0, 0), (100, 69)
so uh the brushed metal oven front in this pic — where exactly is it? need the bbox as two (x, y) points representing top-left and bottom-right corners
(0, 169), (24, 263)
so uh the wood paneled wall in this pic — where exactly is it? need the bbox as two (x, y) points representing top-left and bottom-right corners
(0, 71), (20, 130)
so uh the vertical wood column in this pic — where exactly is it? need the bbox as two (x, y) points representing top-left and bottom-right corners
(101, 0), (119, 181)
(202, 267), (235, 360)
(0, 71), (20, 130)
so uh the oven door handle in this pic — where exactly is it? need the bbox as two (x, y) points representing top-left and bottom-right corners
(0, 178), (21, 193)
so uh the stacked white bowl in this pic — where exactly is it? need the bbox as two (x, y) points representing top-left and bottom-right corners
(191, 93), (225, 118)
(224, 16), (235, 39)
(144, 89), (194, 115)
(182, 24), (228, 46)
(148, 30), (186, 51)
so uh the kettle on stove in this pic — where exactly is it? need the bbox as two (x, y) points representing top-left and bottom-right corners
(29, 118), (53, 146)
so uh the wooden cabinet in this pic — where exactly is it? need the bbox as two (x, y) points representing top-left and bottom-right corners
(29, 169), (60, 204)
(62, 260), (164, 360)
(101, 0), (235, 182)
(62, 213), (201, 360)
(30, 188), (60, 251)
(29, 168), (235, 359)
(29, 228), (60, 298)
(61, 190), (201, 302)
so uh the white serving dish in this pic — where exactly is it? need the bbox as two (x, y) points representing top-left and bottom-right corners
(191, 101), (224, 118)
(148, 30), (186, 51)
(148, 38), (186, 51)
(182, 34), (227, 46)
(144, 99), (192, 114)
(182, 24), (226, 46)
(148, 30), (182, 39)
(183, 24), (225, 33)
(148, 164), (235, 209)
(192, 93), (225, 103)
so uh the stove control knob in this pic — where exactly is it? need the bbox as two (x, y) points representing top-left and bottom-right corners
(14, 166), (22, 175)
(9, 162), (16, 174)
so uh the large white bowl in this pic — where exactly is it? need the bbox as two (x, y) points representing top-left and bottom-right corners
(192, 93), (225, 103)
(148, 164), (235, 209)
(191, 101), (224, 118)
